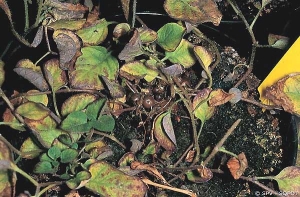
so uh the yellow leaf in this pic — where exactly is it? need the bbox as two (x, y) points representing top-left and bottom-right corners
(258, 36), (300, 106)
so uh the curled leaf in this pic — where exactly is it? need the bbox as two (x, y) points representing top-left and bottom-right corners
(53, 29), (82, 70)
(208, 89), (234, 107)
(265, 73), (300, 116)
(161, 64), (184, 76)
(154, 112), (176, 152)
(14, 59), (49, 91)
(118, 29), (144, 60)
(164, 0), (222, 26)
(227, 152), (248, 180)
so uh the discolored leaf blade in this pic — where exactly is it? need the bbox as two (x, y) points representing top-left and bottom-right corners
(20, 137), (43, 159)
(118, 30), (144, 61)
(48, 19), (86, 31)
(274, 166), (300, 193)
(16, 101), (50, 120)
(85, 161), (147, 197)
(76, 19), (109, 45)
(162, 113), (177, 146)
(70, 46), (119, 90)
(208, 89), (234, 107)
(53, 29), (82, 70)
(192, 88), (215, 122)
(43, 59), (67, 91)
(0, 139), (16, 197)
(163, 0), (222, 26)
(154, 112), (176, 151)
(265, 73), (300, 116)
(14, 59), (49, 91)
(61, 93), (97, 117)
(193, 46), (213, 71)
(137, 27), (158, 44)
(101, 76), (125, 98)
(120, 60), (159, 82)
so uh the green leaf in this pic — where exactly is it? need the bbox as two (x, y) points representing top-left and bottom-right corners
(165, 39), (196, 68)
(60, 111), (91, 132)
(120, 60), (159, 82)
(33, 161), (56, 174)
(60, 148), (78, 163)
(16, 101), (50, 120)
(274, 166), (300, 193)
(70, 46), (119, 90)
(91, 115), (115, 132)
(192, 88), (215, 122)
(40, 153), (53, 162)
(48, 146), (61, 160)
(85, 161), (147, 197)
(86, 98), (107, 120)
(76, 19), (109, 45)
(157, 23), (186, 52)
(61, 93), (97, 117)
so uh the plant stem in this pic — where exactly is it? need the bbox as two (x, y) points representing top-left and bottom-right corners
(218, 146), (238, 158)
(93, 130), (126, 149)
(0, 135), (22, 156)
(142, 178), (197, 197)
(202, 119), (242, 166)
(11, 162), (39, 187)
(23, 0), (30, 31)
(37, 182), (63, 197)
(131, 0), (137, 28)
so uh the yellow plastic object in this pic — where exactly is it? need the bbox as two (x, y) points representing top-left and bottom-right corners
(258, 36), (300, 105)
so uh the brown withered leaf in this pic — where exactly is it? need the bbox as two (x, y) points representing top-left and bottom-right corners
(14, 59), (49, 91)
(130, 161), (168, 184)
(120, 0), (130, 21)
(164, 0), (222, 26)
(101, 76), (125, 98)
(0, 0), (12, 23)
(185, 149), (195, 162)
(265, 73), (300, 116)
(118, 29), (144, 61)
(0, 139), (16, 197)
(31, 26), (44, 48)
(43, 0), (88, 21)
(227, 152), (248, 180)
(53, 29), (82, 70)
(84, 5), (100, 27)
(208, 89), (234, 107)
